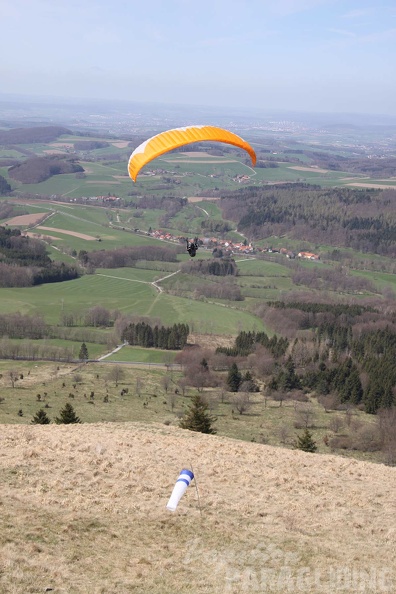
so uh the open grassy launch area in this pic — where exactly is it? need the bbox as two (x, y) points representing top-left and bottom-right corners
(1, 422), (395, 594)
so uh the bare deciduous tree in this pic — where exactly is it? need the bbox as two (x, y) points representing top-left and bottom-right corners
(378, 406), (396, 466)
(294, 403), (316, 429)
(135, 376), (142, 397)
(176, 377), (188, 398)
(107, 365), (125, 387)
(318, 394), (339, 413)
(232, 392), (251, 415)
(162, 374), (171, 394)
(273, 390), (287, 407)
(278, 424), (290, 444)
(328, 415), (344, 434)
(167, 392), (178, 412)
(8, 369), (19, 388)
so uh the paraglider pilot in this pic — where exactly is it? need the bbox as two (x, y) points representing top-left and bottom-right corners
(186, 237), (199, 257)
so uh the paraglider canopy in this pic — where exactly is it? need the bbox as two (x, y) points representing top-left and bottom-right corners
(128, 125), (256, 182)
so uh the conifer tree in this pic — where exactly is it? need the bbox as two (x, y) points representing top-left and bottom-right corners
(31, 408), (51, 424)
(364, 384), (383, 414)
(296, 429), (317, 453)
(342, 368), (363, 404)
(200, 358), (209, 371)
(227, 363), (242, 392)
(55, 402), (81, 424)
(79, 342), (89, 361)
(179, 395), (217, 434)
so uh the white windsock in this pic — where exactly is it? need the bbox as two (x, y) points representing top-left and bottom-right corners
(166, 469), (194, 512)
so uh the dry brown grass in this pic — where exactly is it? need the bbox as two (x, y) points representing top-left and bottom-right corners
(0, 422), (395, 593)
(24, 232), (62, 241)
(188, 333), (235, 349)
(37, 227), (96, 241)
(5, 213), (48, 226)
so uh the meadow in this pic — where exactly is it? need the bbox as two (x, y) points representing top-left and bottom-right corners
(0, 268), (264, 333)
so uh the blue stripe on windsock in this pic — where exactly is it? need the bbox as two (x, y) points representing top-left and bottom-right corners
(180, 469), (194, 481)
(176, 478), (190, 486)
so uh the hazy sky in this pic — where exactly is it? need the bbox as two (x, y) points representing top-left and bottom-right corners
(1, 0), (396, 115)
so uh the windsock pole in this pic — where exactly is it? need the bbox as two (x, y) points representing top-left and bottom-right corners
(166, 469), (194, 512)
(190, 462), (202, 518)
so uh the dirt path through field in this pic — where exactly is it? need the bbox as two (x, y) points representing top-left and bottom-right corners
(37, 226), (97, 240)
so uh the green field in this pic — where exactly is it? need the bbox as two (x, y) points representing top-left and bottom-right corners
(0, 271), (264, 334)
(351, 269), (396, 292)
(105, 345), (178, 363)
(1, 338), (106, 360)
(0, 149), (24, 158)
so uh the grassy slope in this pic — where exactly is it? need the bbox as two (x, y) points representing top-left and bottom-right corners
(1, 422), (395, 593)
(0, 360), (384, 463)
(0, 272), (263, 333)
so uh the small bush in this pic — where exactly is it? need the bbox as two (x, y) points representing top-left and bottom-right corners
(329, 435), (352, 450)
(352, 426), (382, 452)
(328, 415), (344, 434)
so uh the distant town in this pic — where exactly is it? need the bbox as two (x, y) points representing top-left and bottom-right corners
(53, 193), (321, 261)
(147, 228), (320, 261)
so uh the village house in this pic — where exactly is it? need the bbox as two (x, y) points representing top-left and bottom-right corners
(298, 251), (320, 260)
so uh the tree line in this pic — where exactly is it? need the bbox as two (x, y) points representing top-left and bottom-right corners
(121, 321), (189, 350)
(73, 140), (110, 150)
(0, 338), (76, 362)
(181, 258), (238, 276)
(216, 330), (289, 359)
(0, 227), (80, 287)
(78, 245), (179, 268)
(0, 258), (80, 288)
(0, 125), (71, 145)
(267, 300), (375, 317)
(0, 203), (28, 220)
(0, 174), (11, 194)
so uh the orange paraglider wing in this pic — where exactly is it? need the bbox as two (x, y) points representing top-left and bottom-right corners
(128, 125), (256, 182)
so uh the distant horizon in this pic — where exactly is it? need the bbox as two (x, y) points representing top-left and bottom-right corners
(2, 92), (396, 127)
